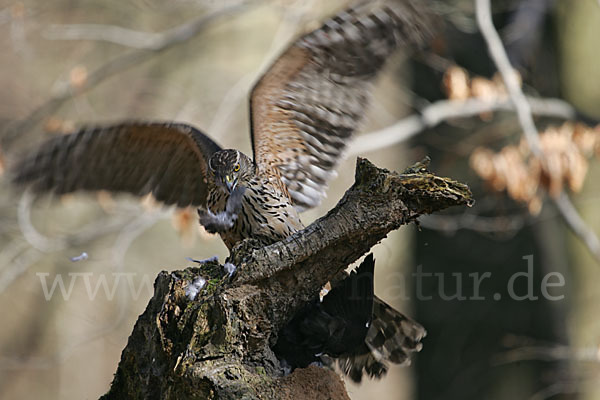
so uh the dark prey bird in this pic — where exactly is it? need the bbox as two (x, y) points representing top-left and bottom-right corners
(274, 254), (426, 383)
(11, 0), (432, 383)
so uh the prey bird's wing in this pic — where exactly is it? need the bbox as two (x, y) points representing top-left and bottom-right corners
(249, 0), (433, 211)
(12, 122), (222, 207)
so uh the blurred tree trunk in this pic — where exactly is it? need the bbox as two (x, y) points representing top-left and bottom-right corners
(556, 1), (600, 399)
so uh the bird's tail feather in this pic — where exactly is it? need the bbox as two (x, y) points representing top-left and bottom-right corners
(336, 296), (426, 383)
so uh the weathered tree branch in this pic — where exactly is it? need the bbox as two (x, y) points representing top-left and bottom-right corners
(348, 96), (577, 156)
(101, 158), (473, 400)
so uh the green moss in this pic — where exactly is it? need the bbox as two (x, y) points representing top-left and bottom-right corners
(205, 278), (222, 294)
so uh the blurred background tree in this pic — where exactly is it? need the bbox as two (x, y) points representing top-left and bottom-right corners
(0, 0), (599, 399)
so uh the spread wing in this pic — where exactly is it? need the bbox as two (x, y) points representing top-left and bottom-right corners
(11, 122), (222, 207)
(250, 0), (432, 211)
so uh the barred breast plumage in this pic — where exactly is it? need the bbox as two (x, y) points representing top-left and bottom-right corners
(205, 160), (304, 250)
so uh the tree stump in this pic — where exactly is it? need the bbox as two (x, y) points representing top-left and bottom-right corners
(101, 157), (473, 399)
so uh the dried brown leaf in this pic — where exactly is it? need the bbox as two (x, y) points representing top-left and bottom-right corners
(443, 66), (470, 100)
(470, 122), (596, 213)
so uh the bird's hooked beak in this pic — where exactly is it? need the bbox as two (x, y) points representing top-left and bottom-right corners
(223, 175), (237, 193)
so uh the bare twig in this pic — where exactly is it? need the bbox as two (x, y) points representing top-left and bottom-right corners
(0, 3), (248, 148)
(350, 96), (576, 155)
(492, 341), (599, 400)
(3, 189), (167, 294)
(494, 344), (600, 365)
(475, 0), (600, 263)
(529, 382), (581, 400)
(16, 190), (143, 253)
(475, 0), (543, 157)
(554, 192), (600, 258)
(43, 24), (178, 50)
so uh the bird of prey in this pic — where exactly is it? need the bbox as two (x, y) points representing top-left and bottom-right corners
(11, 0), (432, 383)
(12, 0), (431, 250)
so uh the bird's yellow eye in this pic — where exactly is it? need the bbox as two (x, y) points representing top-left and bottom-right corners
(234, 164), (240, 172)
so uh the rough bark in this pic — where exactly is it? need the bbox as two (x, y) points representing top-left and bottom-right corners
(101, 157), (473, 400)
